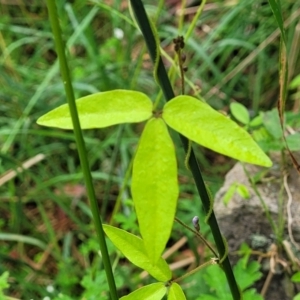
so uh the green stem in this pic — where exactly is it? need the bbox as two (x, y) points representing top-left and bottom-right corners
(173, 258), (219, 283)
(129, 1), (240, 299)
(175, 217), (218, 257)
(185, 0), (206, 41)
(45, 2), (118, 299)
(242, 164), (277, 235)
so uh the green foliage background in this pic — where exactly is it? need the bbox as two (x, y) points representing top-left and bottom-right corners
(0, 0), (300, 299)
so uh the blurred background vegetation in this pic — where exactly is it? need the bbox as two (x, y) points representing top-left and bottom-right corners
(0, 0), (300, 299)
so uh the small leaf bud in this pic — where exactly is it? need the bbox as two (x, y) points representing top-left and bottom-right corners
(192, 216), (200, 232)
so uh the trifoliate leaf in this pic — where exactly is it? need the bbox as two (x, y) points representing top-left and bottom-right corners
(131, 118), (178, 264)
(163, 96), (272, 167)
(103, 225), (171, 282)
(120, 282), (167, 300)
(37, 90), (153, 129)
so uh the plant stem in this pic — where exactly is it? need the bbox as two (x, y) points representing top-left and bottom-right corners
(175, 217), (218, 257)
(45, 2), (118, 299)
(173, 258), (218, 283)
(129, 1), (241, 299)
(242, 164), (277, 235)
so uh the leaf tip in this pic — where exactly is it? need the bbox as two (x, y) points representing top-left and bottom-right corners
(256, 154), (273, 167)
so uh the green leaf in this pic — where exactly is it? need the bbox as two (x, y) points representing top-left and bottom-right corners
(201, 258), (262, 299)
(202, 265), (229, 298)
(103, 225), (171, 282)
(222, 183), (236, 206)
(163, 96), (272, 167)
(262, 109), (282, 139)
(0, 271), (9, 289)
(234, 259), (262, 290)
(168, 283), (187, 300)
(268, 0), (286, 42)
(131, 118), (178, 263)
(37, 90), (153, 129)
(236, 184), (250, 199)
(294, 294), (300, 300)
(237, 243), (251, 268)
(249, 113), (263, 127)
(291, 272), (300, 283)
(252, 127), (272, 143)
(222, 182), (250, 205)
(230, 102), (250, 125)
(286, 133), (300, 151)
(197, 296), (218, 300)
(120, 282), (167, 300)
(243, 288), (263, 300)
(290, 74), (300, 89)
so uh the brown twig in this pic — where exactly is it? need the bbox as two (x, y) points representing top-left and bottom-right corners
(0, 153), (46, 186)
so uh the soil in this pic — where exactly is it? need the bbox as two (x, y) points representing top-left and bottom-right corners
(214, 153), (300, 300)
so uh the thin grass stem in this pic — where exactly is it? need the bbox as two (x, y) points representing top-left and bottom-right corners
(45, 1), (118, 299)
